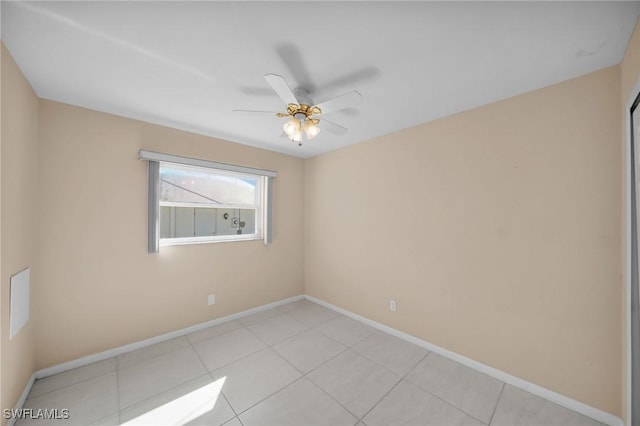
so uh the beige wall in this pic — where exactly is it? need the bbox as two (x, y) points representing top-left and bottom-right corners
(620, 17), (640, 426)
(306, 66), (622, 415)
(1, 43), (38, 421)
(34, 100), (305, 368)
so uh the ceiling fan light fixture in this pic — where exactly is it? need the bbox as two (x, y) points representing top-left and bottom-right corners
(283, 117), (301, 138)
(234, 74), (359, 146)
(303, 119), (320, 140)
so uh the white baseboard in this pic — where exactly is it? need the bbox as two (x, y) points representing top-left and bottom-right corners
(304, 295), (623, 426)
(34, 294), (303, 379)
(7, 372), (35, 426)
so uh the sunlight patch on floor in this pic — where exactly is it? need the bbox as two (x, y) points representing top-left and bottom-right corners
(123, 377), (226, 425)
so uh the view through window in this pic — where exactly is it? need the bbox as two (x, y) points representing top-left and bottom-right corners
(159, 163), (263, 243)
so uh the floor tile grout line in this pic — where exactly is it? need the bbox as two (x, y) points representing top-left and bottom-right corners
(188, 326), (311, 419)
(26, 361), (118, 401)
(298, 344), (351, 377)
(403, 371), (498, 424)
(350, 347), (493, 425)
(232, 315), (362, 421)
(488, 382), (506, 425)
(117, 344), (214, 412)
(516, 386), (606, 425)
(185, 333), (214, 376)
(404, 351), (504, 425)
(404, 379), (493, 425)
(283, 306), (344, 329)
(357, 351), (430, 422)
(402, 352), (429, 380)
(25, 370), (120, 425)
(118, 372), (213, 416)
(269, 333), (351, 382)
(308, 321), (365, 349)
(275, 324), (349, 354)
(357, 375), (405, 422)
(116, 369), (234, 425)
(192, 326), (271, 373)
(117, 332), (215, 417)
(185, 325), (248, 425)
(185, 321), (244, 345)
(347, 339), (429, 378)
(240, 307), (314, 346)
(115, 336), (192, 370)
(251, 326), (361, 420)
(311, 319), (381, 348)
(237, 308), (282, 327)
(232, 322), (316, 416)
(91, 411), (121, 426)
(285, 301), (377, 345)
(299, 345), (406, 421)
(221, 391), (241, 423)
(280, 301), (344, 320)
(260, 311), (426, 421)
(297, 373), (362, 421)
(270, 346), (309, 377)
(277, 307), (318, 330)
(186, 318), (291, 425)
(209, 345), (271, 373)
(243, 322), (308, 348)
(231, 375), (310, 418)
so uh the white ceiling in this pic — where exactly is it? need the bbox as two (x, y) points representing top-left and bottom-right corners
(2, 2), (639, 158)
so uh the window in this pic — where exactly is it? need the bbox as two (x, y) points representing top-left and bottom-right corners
(159, 163), (263, 243)
(139, 150), (276, 252)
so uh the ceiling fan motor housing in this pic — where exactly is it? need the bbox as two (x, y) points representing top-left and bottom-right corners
(293, 88), (313, 106)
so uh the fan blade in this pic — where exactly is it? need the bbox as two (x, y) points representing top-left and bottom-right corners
(275, 43), (315, 93)
(313, 91), (362, 114)
(264, 74), (298, 106)
(233, 109), (280, 116)
(318, 119), (348, 136)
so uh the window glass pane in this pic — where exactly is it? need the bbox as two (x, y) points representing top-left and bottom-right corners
(160, 207), (256, 238)
(160, 164), (257, 206)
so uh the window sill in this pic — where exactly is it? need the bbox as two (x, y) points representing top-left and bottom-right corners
(159, 234), (262, 246)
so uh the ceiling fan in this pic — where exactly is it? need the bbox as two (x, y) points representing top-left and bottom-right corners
(234, 74), (362, 146)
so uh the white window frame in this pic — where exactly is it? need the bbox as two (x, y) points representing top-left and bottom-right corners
(139, 150), (276, 252)
(158, 167), (264, 246)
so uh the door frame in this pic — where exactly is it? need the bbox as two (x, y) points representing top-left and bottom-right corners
(626, 78), (640, 426)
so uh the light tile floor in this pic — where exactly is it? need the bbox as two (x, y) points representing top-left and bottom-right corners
(17, 299), (605, 426)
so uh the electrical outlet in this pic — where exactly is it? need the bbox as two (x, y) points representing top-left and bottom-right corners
(208, 294), (216, 306)
(389, 299), (397, 312)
